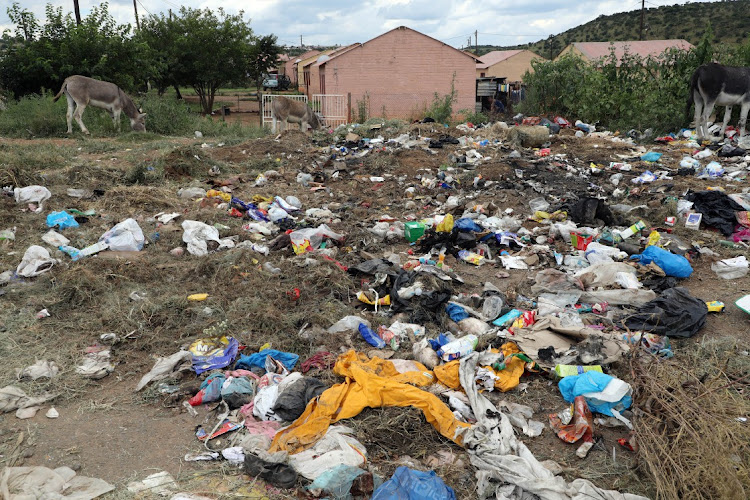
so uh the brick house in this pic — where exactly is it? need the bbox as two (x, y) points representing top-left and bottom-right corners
(282, 50), (320, 86)
(307, 26), (477, 120)
(476, 50), (545, 82)
(556, 40), (693, 65)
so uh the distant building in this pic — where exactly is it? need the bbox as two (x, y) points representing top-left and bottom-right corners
(307, 26), (477, 120)
(556, 39), (693, 65)
(476, 50), (545, 82)
(281, 50), (320, 88)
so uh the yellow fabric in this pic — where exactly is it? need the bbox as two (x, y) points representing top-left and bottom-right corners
(436, 214), (454, 232)
(492, 343), (527, 392)
(205, 189), (231, 202)
(269, 351), (468, 454)
(434, 360), (461, 389)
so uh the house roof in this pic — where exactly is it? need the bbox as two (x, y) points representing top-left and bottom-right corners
(569, 39), (693, 63)
(476, 50), (523, 69)
(311, 44), (360, 68)
(315, 26), (479, 67)
(292, 50), (321, 65)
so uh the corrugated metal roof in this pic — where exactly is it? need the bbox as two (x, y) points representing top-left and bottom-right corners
(571, 39), (693, 64)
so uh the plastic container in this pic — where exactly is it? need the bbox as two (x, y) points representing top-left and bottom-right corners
(438, 335), (478, 361)
(554, 365), (604, 378)
(492, 309), (522, 327)
(570, 232), (594, 250)
(617, 220), (646, 240)
(404, 221), (426, 242)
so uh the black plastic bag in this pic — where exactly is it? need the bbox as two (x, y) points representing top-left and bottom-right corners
(272, 377), (327, 422)
(686, 190), (744, 236)
(621, 287), (707, 338)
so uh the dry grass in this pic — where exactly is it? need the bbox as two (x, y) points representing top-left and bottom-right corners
(632, 336), (750, 500)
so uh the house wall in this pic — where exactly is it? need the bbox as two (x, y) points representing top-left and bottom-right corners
(476, 51), (543, 82)
(312, 28), (476, 120)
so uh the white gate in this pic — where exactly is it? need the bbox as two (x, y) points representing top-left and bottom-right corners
(312, 94), (347, 128)
(262, 93), (348, 130)
(261, 94), (307, 129)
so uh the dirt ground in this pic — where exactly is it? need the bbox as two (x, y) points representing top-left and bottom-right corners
(0, 123), (749, 499)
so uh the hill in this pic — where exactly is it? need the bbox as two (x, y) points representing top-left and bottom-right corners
(478, 0), (750, 59)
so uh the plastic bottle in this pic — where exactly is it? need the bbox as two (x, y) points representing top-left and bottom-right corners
(554, 364), (604, 377)
(58, 245), (82, 261)
(438, 335), (478, 361)
(358, 323), (386, 349)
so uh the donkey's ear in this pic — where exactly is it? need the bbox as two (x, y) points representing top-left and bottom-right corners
(139, 113), (147, 119)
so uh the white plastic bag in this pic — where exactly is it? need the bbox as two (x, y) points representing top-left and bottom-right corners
(290, 224), (343, 254)
(99, 218), (145, 252)
(328, 316), (370, 333)
(14, 186), (51, 211)
(16, 245), (59, 277)
(288, 426), (367, 480)
(711, 256), (749, 279)
(181, 220), (234, 256)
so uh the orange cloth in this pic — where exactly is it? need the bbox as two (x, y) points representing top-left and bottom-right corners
(434, 360), (461, 389)
(434, 343), (526, 392)
(269, 351), (468, 454)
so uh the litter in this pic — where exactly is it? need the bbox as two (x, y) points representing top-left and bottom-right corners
(16, 245), (59, 277)
(1, 466), (114, 498)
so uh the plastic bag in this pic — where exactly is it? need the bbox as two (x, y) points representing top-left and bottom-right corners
(372, 466), (456, 500)
(99, 218), (145, 251)
(237, 349), (299, 372)
(482, 295), (504, 321)
(189, 336), (239, 374)
(558, 371), (632, 419)
(711, 256), (749, 279)
(328, 316), (370, 333)
(46, 211), (79, 230)
(290, 224), (344, 254)
(622, 287), (707, 338)
(359, 323), (386, 348)
(436, 214), (454, 232)
(221, 376), (255, 409)
(181, 220), (234, 256)
(16, 245), (59, 277)
(14, 186), (51, 210)
(188, 373), (226, 406)
(632, 245), (693, 278)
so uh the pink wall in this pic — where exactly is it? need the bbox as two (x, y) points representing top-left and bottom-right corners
(311, 27), (476, 120)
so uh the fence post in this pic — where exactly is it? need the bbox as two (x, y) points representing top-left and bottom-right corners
(347, 93), (352, 124)
(258, 91), (263, 128)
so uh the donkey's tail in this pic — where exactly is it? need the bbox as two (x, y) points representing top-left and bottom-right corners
(52, 79), (67, 102)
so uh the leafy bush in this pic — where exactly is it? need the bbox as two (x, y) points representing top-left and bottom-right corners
(459, 109), (490, 125)
(425, 74), (457, 124)
(519, 30), (750, 134)
(0, 92), (64, 137)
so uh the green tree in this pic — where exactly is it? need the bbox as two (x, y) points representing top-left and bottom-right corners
(247, 34), (282, 90)
(0, 2), (150, 97)
(166, 7), (253, 115)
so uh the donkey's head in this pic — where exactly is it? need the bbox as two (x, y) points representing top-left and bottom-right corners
(130, 111), (147, 132)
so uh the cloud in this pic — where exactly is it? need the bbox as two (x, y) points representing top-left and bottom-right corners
(1, 0), (722, 48)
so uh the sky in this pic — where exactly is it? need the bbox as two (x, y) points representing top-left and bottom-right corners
(1, 0), (722, 48)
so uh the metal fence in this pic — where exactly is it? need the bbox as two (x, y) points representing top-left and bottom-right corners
(311, 94), (347, 129)
(261, 94), (307, 129)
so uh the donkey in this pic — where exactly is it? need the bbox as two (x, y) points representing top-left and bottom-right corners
(53, 75), (147, 134)
(270, 96), (321, 133)
(689, 63), (750, 140)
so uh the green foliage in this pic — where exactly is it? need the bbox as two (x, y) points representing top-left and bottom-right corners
(355, 93), (370, 123)
(0, 91), (63, 137)
(519, 30), (749, 134)
(247, 34), (283, 90)
(459, 109), (490, 125)
(0, 2), (151, 97)
(143, 8), (254, 115)
(425, 74), (457, 124)
(485, 0), (750, 59)
(138, 93), (195, 136)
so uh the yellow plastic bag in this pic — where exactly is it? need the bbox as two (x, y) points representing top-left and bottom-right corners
(436, 214), (454, 233)
(205, 189), (231, 202)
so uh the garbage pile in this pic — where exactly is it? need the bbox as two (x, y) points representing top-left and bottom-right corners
(2, 115), (749, 499)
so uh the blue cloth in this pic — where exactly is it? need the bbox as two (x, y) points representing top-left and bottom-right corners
(236, 349), (299, 372)
(558, 371), (632, 417)
(632, 245), (693, 278)
(445, 303), (469, 322)
(372, 467), (456, 500)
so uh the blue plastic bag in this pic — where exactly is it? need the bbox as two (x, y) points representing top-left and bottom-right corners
(632, 245), (693, 278)
(640, 151), (662, 162)
(558, 371), (632, 417)
(188, 372), (226, 405)
(445, 303), (469, 322)
(307, 465), (373, 498)
(46, 211), (79, 230)
(236, 349), (299, 372)
(372, 467), (456, 500)
(358, 323), (386, 349)
(454, 218), (482, 232)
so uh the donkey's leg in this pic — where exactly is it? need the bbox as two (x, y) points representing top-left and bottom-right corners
(113, 109), (122, 132)
(73, 103), (90, 135)
(739, 102), (749, 139)
(65, 95), (75, 134)
(700, 99), (717, 140)
(272, 115), (277, 133)
(720, 106), (732, 137)
(693, 95), (704, 140)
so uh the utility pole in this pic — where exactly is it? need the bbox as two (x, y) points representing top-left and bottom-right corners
(169, 9), (172, 21)
(73, 0), (81, 25)
(639, 0), (645, 41)
(300, 35), (303, 49)
(475, 30), (478, 55)
(133, 0), (140, 30)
